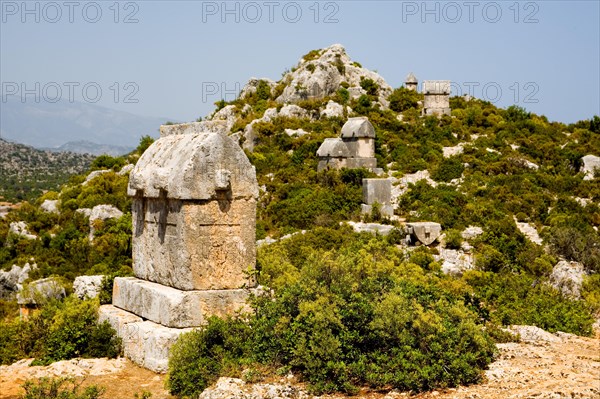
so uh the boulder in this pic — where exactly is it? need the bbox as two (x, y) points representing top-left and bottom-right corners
(83, 170), (111, 185)
(17, 277), (65, 306)
(581, 154), (600, 180)
(199, 377), (312, 399)
(345, 221), (395, 236)
(239, 78), (276, 99)
(278, 104), (308, 119)
(40, 199), (59, 214)
(549, 260), (585, 298)
(461, 226), (483, 240)
(284, 128), (308, 138)
(320, 100), (344, 118)
(0, 263), (36, 299)
(118, 164), (134, 176)
(9, 221), (37, 240)
(209, 105), (238, 131)
(88, 205), (124, 241)
(73, 275), (104, 299)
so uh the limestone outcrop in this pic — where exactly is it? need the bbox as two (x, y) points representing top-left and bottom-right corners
(100, 123), (259, 373)
(73, 275), (104, 299)
(276, 44), (392, 107)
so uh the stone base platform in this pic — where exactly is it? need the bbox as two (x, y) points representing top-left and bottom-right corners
(113, 277), (252, 328)
(99, 304), (193, 373)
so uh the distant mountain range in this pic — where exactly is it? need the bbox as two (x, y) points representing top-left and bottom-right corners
(46, 141), (134, 156)
(0, 99), (172, 151)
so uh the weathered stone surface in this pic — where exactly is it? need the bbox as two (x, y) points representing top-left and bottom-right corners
(9, 221), (37, 240)
(129, 131), (258, 200)
(118, 164), (134, 175)
(159, 121), (229, 137)
(581, 154), (600, 180)
(129, 130), (258, 291)
(99, 305), (191, 373)
(113, 277), (251, 328)
(40, 199), (59, 214)
(442, 143), (464, 158)
(0, 262), (35, 299)
(132, 198), (256, 291)
(17, 277), (65, 305)
(209, 105), (238, 132)
(276, 44), (392, 107)
(278, 104), (308, 119)
(461, 225), (483, 240)
(345, 221), (395, 236)
(549, 260), (585, 298)
(320, 100), (344, 118)
(88, 204), (124, 241)
(73, 275), (104, 299)
(198, 377), (312, 399)
(284, 128), (308, 138)
(239, 78), (276, 99)
(361, 204), (394, 218)
(435, 248), (475, 276)
(515, 221), (543, 245)
(422, 80), (451, 116)
(83, 169), (111, 185)
(362, 178), (392, 205)
(406, 222), (442, 245)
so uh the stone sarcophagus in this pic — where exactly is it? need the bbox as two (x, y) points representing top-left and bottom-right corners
(99, 123), (259, 373)
(128, 131), (258, 290)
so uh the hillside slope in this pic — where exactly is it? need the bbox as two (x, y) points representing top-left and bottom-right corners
(0, 139), (95, 202)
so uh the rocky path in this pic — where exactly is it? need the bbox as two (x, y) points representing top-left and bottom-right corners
(1, 326), (598, 399)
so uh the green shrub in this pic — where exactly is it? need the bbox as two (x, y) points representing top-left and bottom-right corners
(431, 157), (464, 182)
(0, 297), (121, 365)
(20, 377), (105, 399)
(444, 229), (463, 249)
(168, 235), (497, 397)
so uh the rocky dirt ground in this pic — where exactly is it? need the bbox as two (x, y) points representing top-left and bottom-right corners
(1, 326), (598, 399)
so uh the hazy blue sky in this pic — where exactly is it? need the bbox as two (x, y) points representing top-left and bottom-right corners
(1, 0), (599, 123)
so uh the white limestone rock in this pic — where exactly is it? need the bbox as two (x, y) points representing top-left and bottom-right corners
(88, 205), (124, 241)
(278, 104), (308, 119)
(345, 221), (395, 236)
(209, 105), (238, 131)
(284, 128), (308, 138)
(83, 169), (111, 185)
(442, 143), (464, 158)
(581, 154), (600, 180)
(73, 275), (104, 299)
(118, 164), (134, 175)
(0, 262), (36, 298)
(461, 226), (483, 240)
(199, 377), (312, 399)
(239, 78), (276, 99)
(321, 100), (345, 118)
(276, 44), (392, 107)
(9, 221), (37, 240)
(515, 221), (543, 245)
(40, 199), (59, 214)
(17, 277), (65, 306)
(549, 260), (585, 298)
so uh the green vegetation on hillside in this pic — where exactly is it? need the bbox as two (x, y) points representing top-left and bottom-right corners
(0, 140), (95, 203)
(0, 55), (598, 398)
